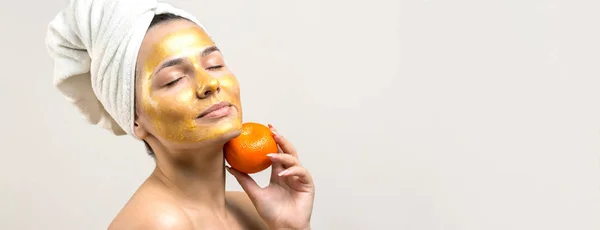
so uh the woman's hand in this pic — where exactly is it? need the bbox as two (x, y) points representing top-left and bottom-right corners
(226, 124), (315, 230)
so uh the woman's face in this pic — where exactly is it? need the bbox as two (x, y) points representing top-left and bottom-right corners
(134, 19), (242, 150)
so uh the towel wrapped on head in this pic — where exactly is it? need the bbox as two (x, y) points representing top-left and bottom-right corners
(45, 0), (203, 135)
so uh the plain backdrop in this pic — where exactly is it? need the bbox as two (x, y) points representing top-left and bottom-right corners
(1, 0), (599, 229)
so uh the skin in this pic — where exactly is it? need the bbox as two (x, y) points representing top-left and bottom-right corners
(138, 26), (242, 144)
(108, 19), (315, 230)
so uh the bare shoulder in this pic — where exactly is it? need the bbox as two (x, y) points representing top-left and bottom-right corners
(226, 191), (268, 229)
(108, 191), (193, 230)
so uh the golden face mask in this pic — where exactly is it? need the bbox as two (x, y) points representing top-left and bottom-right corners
(138, 26), (242, 143)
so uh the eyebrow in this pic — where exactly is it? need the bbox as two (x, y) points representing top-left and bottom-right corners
(153, 46), (221, 74)
(201, 46), (220, 57)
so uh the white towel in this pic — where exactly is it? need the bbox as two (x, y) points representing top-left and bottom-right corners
(45, 0), (202, 135)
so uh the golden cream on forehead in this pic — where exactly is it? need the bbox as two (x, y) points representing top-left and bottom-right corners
(143, 27), (214, 76)
(138, 26), (242, 143)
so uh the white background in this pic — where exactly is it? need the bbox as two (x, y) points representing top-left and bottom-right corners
(1, 0), (599, 229)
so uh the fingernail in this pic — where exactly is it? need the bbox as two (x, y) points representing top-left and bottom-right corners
(271, 131), (280, 138)
(278, 169), (288, 176)
(266, 153), (277, 158)
(268, 124), (279, 135)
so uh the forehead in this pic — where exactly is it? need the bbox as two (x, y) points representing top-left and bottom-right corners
(136, 20), (214, 74)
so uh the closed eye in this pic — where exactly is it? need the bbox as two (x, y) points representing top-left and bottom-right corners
(165, 77), (183, 87)
(206, 65), (223, 71)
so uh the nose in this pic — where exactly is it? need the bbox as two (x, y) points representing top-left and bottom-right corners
(196, 77), (220, 99)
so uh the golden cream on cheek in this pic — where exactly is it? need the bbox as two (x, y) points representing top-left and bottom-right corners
(139, 27), (242, 143)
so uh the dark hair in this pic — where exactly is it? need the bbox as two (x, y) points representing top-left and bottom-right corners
(140, 13), (190, 157)
(150, 13), (188, 28)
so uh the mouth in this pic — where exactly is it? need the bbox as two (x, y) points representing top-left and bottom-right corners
(197, 101), (233, 119)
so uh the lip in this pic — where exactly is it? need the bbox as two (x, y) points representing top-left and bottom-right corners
(197, 101), (233, 119)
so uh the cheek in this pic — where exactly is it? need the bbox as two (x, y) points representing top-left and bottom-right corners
(220, 75), (243, 120)
(143, 90), (200, 141)
(143, 87), (198, 127)
(172, 87), (199, 114)
(219, 75), (241, 96)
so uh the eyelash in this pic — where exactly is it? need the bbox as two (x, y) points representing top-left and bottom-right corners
(206, 65), (223, 71)
(165, 77), (183, 87)
(163, 65), (223, 87)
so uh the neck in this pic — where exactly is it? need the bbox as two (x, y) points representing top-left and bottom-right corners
(152, 142), (228, 213)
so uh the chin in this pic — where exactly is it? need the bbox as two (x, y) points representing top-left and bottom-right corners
(199, 119), (242, 145)
(219, 128), (241, 142)
(181, 128), (239, 153)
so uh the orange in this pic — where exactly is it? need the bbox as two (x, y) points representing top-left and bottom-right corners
(224, 122), (278, 174)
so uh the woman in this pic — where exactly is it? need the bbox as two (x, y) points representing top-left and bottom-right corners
(46, 1), (314, 229)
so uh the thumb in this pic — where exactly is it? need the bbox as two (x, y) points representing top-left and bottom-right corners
(226, 166), (261, 198)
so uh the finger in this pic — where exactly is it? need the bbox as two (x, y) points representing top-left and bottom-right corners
(268, 124), (298, 157)
(277, 166), (313, 185)
(269, 158), (285, 183)
(226, 166), (261, 198)
(267, 153), (300, 168)
(268, 159), (285, 184)
(270, 149), (285, 171)
(267, 153), (298, 183)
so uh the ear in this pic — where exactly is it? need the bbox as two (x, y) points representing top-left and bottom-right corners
(133, 115), (149, 140)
